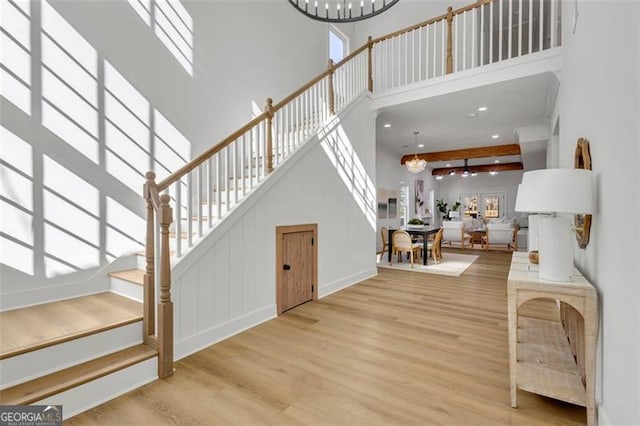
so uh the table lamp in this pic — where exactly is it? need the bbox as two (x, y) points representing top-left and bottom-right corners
(515, 169), (594, 282)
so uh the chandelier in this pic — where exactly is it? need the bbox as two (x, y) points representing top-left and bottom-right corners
(406, 131), (427, 174)
(287, 0), (400, 23)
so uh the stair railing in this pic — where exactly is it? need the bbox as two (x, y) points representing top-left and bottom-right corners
(143, 0), (562, 379)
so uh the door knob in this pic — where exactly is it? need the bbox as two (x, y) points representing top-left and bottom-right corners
(283, 264), (291, 270)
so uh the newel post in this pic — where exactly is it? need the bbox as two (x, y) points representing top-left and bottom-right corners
(142, 172), (156, 341)
(446, 6), (454, 74)
(157, 194), (174, 379)
(367, 36), (374, 92)
(327, 59), (335, 115)
(264, 98), (274, 173)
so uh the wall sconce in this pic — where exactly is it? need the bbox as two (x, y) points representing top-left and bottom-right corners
(515, 169), (594, 282)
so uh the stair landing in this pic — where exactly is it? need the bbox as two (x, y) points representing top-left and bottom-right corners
(0, 292), (142, 360)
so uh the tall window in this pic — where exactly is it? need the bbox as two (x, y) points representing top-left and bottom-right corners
(329, 26), (347, 63)
(399, 185), (409, 226)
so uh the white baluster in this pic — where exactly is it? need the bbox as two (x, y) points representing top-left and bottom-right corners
(480, 4), (485, 65)
(187, 172), (193, 247)
(499, 0), (503, 61)
(490, 1), (494, 63)
(175, 180), (182, 257)
(518, 0), (522, 56)
(196, 165), (202, 238)
(207, 157), (213, 227)
(462, 11), (467, 71)
(529, 0), (533, 54)
(508, 0), (513, 58)
(539, 0), (544, 51)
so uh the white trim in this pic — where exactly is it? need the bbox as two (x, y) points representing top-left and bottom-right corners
(318, 268), (377, 298)
(175, 305), (276, 361)
(371, 48), (563, 110)
(38, 357), (158, 420)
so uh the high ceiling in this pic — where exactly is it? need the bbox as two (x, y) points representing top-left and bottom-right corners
(375, 72), (558, 171)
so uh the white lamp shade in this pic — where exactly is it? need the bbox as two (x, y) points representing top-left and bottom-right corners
(515, 169), (594, 214)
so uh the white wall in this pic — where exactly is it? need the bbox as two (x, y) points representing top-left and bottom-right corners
(559, 1), (639, 424)
(170, 95), (377, 359)
(0, 0), (329, 309)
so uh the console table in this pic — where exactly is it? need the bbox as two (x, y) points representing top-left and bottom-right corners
(507, 252), (598, 425)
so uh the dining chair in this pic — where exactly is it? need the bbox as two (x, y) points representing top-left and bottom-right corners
(391, 230), (423, 268)
(426, 228), (444, 263)
(379, 226), (389, 257)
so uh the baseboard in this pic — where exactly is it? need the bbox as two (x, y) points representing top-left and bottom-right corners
(174, 305), (276, 361)
(37, 357), (158, 420)
(318, 268), (377, 298)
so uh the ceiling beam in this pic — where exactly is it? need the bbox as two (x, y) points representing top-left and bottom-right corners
(432, 162), (524, 176)
(400, 143), (521, 165)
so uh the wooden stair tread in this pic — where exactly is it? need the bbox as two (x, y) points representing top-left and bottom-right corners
(0, 344), (157, 405)
(108, 269), (144, 285)
(0, 293), (142, 360)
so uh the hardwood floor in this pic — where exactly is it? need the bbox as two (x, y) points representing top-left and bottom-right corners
(67, 250), (586, 425)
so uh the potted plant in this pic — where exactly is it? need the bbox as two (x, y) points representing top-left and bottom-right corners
(436, 199), (448, 220)
(407, 218), (424, 229)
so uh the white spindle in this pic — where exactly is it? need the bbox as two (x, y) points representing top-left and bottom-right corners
(432, 23), (436, 77)
(441, 19), (445, 76)
(490, 1), (493, 63)
(234, 141), (239, 205)
(224, 147), (230, 213)
(499, 0), (503, 61)
(175, 180), (182, 256)
(404, 32), (408, 85)
(215, 154), (222, 220)
(196, 165), (202, 237)
(508, 0), (513, 58)
(528, 0), (533, 54)
(518, 0), (522, 56)
(472, 8), (476, 67)
(462, 11), (467, 70)
(480, 4), (484, 65)
(418, 26), (423, 81)
(550, 0), (556, 47)
(207, 158), (213, 226)
(187, 173), (193, 247)
(539, 0), (544, 51)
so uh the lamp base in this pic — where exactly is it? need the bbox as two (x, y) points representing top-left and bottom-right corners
(538, 217), (574, 282)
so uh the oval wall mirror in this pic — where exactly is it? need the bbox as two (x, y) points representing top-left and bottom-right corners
(574, 137), (592, 248)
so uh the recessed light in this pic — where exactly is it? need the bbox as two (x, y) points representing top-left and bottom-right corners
(492, 134), (499, 139)
(417, 144), (424, 148)
(468, 112), (477, 118)
(435, 175), (443, 180)
(383, 123), (391, 128)
(494, 159), (500, 163)
(446, 163), (451, 167)
(471, 172), (478, 177)
(489, 171), (498, 176)
(449, 170), (456, 176)
(478, 106), (488, 112)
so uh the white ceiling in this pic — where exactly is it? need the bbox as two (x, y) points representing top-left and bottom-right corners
(375, 72), (558, 169)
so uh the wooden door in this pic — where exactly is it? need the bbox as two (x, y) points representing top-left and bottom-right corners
(276, 224), (317, 315)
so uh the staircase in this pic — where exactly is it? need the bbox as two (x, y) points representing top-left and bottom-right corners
(0, 0), (561, 418)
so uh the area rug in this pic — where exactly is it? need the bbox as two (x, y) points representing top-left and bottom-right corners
(377, 252), (479, 277)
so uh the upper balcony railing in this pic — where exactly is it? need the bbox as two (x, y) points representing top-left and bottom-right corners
(143, 0), (561, 379)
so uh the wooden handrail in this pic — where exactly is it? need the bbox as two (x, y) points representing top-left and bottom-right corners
(157, 112), (268, 191)
(370, 0), (494, 44)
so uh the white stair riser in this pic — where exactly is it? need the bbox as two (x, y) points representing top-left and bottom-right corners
(37, 357), (157, 420)
(136, 254), (145, 270)
(0, 322), (143, 390)
(110, 278), (143, 302)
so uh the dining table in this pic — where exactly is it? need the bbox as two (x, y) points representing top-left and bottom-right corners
(387, 226), (441, 266)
